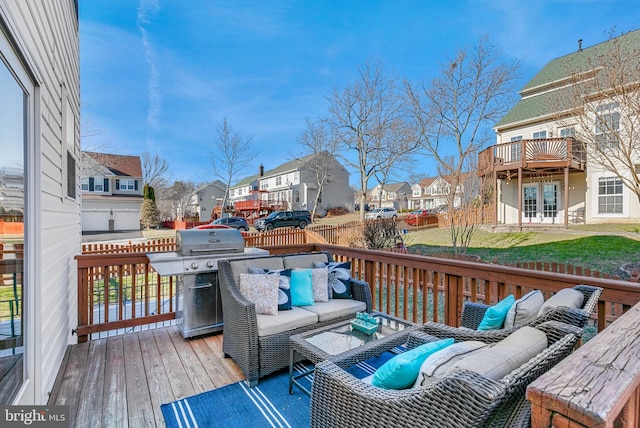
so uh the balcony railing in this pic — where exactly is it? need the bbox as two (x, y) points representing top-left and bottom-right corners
(478, 137), (587, 177)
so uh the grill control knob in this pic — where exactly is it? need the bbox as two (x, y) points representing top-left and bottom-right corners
(190, 262), (199, 270)
(206, 261), (214, 268)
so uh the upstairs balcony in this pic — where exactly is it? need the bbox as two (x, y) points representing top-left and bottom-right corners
(478, 137), (586, 179)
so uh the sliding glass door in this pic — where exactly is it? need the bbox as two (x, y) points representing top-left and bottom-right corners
(0, 40), (27, 404)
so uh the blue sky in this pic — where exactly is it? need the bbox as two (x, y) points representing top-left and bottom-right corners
(80, 0), (640, 185)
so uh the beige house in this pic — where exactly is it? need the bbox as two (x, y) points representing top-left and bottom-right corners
(0, 1), (80, 404)
(369, 182), (411, 210)
(481, 31), (640, 227)
(81, 152), (144, 232)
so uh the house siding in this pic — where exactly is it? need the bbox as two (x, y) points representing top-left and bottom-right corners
(1, 0), (80, 404)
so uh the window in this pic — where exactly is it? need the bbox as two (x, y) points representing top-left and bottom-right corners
(560, 127), (575, 138)
(510, 135), (523, 141)
(260, 179), (268, 189)
(82, 178), (89, 191)
(276, 176), (282, 186)
(117, 179), (136, 191)
(595, 110), (620, 149)
(94, 176), (103, 192)
(598, 177), (623, 214)
(532, 131), (547, 139)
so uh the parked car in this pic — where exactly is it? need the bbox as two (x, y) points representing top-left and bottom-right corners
(365, 207), (398, 220)
(211, 216), (249, 231)
(254, 210), (312, 231)
(405, 209), (438, 226)
(354, 203), (371, 212)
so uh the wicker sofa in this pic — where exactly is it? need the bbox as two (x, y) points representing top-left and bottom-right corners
(310, 321), (582, 428)
(218, 251), (372, 387)
(421, 284), (602, 343)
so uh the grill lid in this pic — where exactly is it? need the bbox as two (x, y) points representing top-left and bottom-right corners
(176, 228), (244, 256)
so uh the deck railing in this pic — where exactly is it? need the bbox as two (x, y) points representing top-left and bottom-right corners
(75, 242), (640, 342)
(477, 137), (586, 176)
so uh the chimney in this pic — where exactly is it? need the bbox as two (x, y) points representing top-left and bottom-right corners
(259, 164), (264, 177)
(578, 39), (583, 52)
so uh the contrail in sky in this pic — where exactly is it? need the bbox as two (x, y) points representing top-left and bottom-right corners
(136, 0), (161, 131)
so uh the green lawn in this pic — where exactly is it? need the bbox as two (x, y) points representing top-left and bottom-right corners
(407, 226), (640, 276)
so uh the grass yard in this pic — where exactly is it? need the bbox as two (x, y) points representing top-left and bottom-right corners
(407, 227), (640, 276)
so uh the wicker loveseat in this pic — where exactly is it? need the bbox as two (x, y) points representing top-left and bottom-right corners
(218, 251), (372, 387)
(310, 321), (582, 428)
(421, 284), (602, 343)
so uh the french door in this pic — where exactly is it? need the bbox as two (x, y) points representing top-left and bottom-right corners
(522, 182), (560, 224)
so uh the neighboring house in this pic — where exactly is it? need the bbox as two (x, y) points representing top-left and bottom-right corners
(81, 152), (144, 232)
(409, 175), (471, 210)
(191, 180), (226, 221)
(0, 1), (80, 404)
(369, 182), (411, 210)
(480, 31), (640, 227)
(233, 154), (353, 216)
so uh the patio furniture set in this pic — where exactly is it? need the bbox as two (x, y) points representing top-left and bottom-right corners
(218, 251), (603, 427)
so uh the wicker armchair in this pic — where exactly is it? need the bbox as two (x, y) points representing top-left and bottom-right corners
(422, 284), (602, 343)
(310, 321), (582, 428)
(218, 252), (372, 387)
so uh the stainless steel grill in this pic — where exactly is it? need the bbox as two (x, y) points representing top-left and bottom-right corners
(148, 228), (268, 338)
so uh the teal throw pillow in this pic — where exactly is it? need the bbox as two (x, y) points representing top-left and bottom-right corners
(477, 295), (516, 331)
(372, 338), (454, 389)
(290, 269), (315, 306)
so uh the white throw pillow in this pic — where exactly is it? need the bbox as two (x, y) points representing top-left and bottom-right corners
(414, 341), (487, 387)
(537, 288), (584, 316)
(504, 290), (544, 328)
(238, 273), (280, 315)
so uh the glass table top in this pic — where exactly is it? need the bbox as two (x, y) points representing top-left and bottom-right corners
(303, 314), (412, 356)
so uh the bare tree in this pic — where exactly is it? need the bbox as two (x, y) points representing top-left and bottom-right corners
(155, 180), (196, 221)
(141, 152), (170, 188)
(325, 58), (420, 221)
(555, 30), (640, 206)
(406, 36), (520, 254)
(210, 117), (256, 215)
(297, 119), (338, 220)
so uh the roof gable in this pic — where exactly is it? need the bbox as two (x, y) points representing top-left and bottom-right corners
(83, 151), (143, 177)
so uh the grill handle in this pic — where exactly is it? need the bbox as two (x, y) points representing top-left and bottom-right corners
(188, 247), (240, 254)
(189, 282), (214, 290)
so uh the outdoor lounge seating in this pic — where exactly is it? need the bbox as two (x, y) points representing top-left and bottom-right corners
(422, 284), (602, 343)
(218, 251), (372, 386)
(310, 321), (582, 428)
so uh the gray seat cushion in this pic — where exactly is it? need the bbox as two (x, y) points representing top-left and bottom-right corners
(446, 326), (548, 381)
(229, 257), (284, 285)
(299, 299), (367, 322)
(283, 253), (331, 269)
(256, 307), (318, 336)
(538, 288), (584, 316)
(504, 290), (545, 328)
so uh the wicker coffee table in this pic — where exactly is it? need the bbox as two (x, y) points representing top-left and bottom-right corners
(288, 312), (419, 395)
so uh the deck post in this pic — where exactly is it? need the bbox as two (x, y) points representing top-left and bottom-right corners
(517, 167), (522, 229)
(564, 166), (569, 226)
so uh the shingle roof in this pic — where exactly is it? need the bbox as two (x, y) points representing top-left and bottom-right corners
(83, 151), (142, 177)
(496, 29), (640, 129)
(260, 153), (317, 179)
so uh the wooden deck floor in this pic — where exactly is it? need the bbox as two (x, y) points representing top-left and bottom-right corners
(47, 326), (244, 427)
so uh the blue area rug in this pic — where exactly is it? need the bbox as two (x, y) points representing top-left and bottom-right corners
(161, 348), (402, 428)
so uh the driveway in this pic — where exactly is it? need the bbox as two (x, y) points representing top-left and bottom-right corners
(82, 230), (144, 243)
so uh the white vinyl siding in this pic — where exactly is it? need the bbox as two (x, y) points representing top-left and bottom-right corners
(1, 0), (81, 404)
